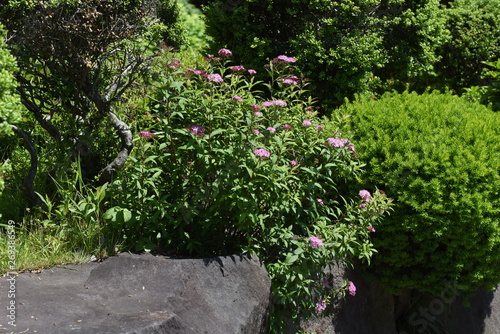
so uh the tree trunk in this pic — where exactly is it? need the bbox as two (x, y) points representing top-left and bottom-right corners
(9, 124), (45, 208)
(98, 111), (133, 184)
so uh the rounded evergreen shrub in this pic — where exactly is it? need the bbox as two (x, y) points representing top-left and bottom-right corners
(343, 90), (500, 297)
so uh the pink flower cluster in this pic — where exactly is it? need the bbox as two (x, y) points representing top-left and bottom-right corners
(262, 100), (287, 107)
(230, 65), (246, 72)
(187, 125), (206, 136)
(309, 236), (323, 248)
(278, 75), (300, 85)
(167, 58), (181, 69)
(232, 95), (243, 102)
(315, 299), (327, 314)
(253, 148), (271, 159)
(272, 55), (297, 64)
(207, 73), (224, 83)
(326, 138), (350, 148)
(348, 281), (356, 296)
(218, 48), (232, 58)
(138, 131), (157, 139)
(359, 189), (372, 201)
(326, 137), (357, 155)
(185, 68), (207, 77)
(250, 104), (261, 112)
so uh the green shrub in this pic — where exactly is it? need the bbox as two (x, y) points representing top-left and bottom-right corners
(203, 0), (450, 108)
(177, 0), (211, 51)
(0, 24), (23, 198)
(344, 90), (500, 297)
(153, 0), (185, 48)
(104, 48), (392, 330)
(435, 0), (500, 91)
(482, 59), (500, 111)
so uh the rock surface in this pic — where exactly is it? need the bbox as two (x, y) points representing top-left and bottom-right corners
(288, 263), (500, 334)
(0, 253), (271, 334)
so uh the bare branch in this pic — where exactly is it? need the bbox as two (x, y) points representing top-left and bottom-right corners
(98, 111), (133, 184)
(9, 125), (45, 208)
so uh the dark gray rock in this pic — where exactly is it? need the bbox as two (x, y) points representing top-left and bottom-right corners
(0, 253), (271, 334)
(287, 262), (499, 334)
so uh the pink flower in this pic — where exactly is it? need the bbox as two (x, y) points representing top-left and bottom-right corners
(168, 58), (181, 68)
(326, 138), (349, 148)
(205, 54), (221, 62)
(303, 120), (312, 127)
(348, 281), (356, 296)
(207, 73), (224, 83)
(278, 75), (300, 85)
(309, 236), (323, 248)
(253, 129), (260, 135)
(267, 127), (276, 133)
(368, 226), (376, 233)
(250, 104), (261, 112)
(306, 107), (316, 115)
(283, 124), (292, 130)
(315, 299), (327, 314)
(347, 143), (357, 156)
(273, 100), (287, 107)
(262, 100), (287, 107)
(248, 69), (257, 75)
(187, 125), (206, 136)
(138, 131), (157, 139)
(232, 95), (243, 102)
(253, 148), (270, 159)
(218, 48), (232, 58)
(359, 203), (367, 208)
(316, 198), (325, 206)
(230, 65), (246, 72)
(316, 125), (324, 130)
(290, 160), (298, 166)
(272, 55), (297, 64)
(254, 111), (263, 118)
(359, 190), (372, 201)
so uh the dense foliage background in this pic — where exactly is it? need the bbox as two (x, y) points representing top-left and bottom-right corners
(203, 0), (500, 108)
(0, 0), (499, 332)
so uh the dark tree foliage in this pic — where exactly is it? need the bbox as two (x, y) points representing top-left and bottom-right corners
(0, 0), (182, 205)
(203, 0), (500, 109)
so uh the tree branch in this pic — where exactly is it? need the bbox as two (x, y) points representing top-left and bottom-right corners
(9, 124), (45, 208)
(98, 111), (133, 184)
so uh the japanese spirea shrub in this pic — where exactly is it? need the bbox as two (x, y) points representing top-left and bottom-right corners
(104, 49), (392, 329)
(343, 90), (500, 298)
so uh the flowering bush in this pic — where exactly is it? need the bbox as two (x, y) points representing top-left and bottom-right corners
(104, 48), (392, 331)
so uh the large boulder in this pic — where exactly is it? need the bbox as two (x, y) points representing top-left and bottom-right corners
(285, 263), (500, 334)
(0, 253), (271, 333)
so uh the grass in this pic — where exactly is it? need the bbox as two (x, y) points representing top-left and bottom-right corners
(0, 224), (96, 275)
